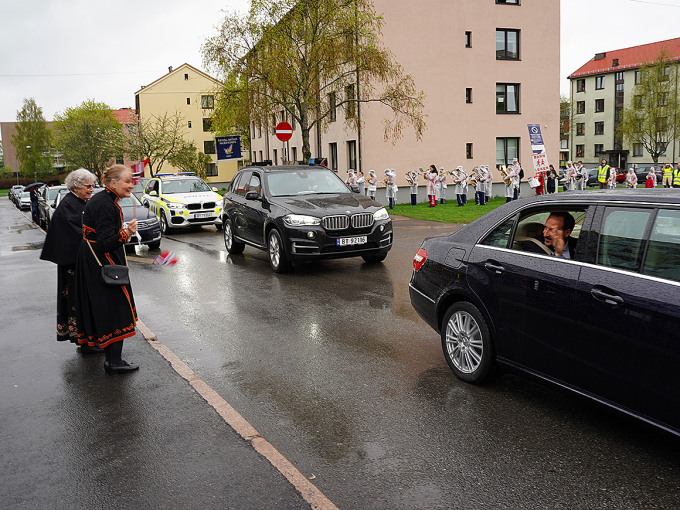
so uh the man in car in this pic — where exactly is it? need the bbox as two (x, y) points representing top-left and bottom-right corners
(523, 211), (577, 259)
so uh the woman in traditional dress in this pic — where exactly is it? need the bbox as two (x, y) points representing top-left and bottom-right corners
(74, 165), (139, 374)
(40, 168), (99, 352)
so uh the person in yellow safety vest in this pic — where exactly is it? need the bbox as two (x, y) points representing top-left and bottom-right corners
(597, 158), (611, 189)
(674, 163), (680, 188)
(662, 163), (674, 188)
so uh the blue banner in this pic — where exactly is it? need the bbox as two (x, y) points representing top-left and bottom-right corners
(527, 124), (545, 153)
(216, 136), (242, 161)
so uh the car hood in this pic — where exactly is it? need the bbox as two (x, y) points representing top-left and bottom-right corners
(120, 205), (158, 221)
(160, 191), (220, 204)
(272, 193), (382, 214)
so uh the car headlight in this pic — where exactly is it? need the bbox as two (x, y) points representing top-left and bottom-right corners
(166, 202), (184, 210)
(374, 208), (390, 221)
(283, 214), (321, 226)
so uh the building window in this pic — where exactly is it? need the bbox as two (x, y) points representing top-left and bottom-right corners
(201, 95), (215, 109)
(184, 73), (189, 81)
(466, 143), (474, 159)
(465, 31), (472, 48)
(496, 137), (518, 165)
(204, 140), (216, 154)
(259, 150), (263, 162)
(594, 144), (604, 155)
(662, 66), (671, 81)
(576, 101), (585, 114)
(292, 147), (297, 163)
(203, 118), (212, 132)
(187, 98), (191, 105)
(575, 144), (584, 158)
(658, 92), (668, 106)
(496, 83), (519, 113)
(346, 85), (356, 118)
(329, 92), (337, 122)
(466, 88), (472, 103)
(615, 71), (624, 82)
(347, 140), (357, 170)
(635, 70), (641, 84)
(188, 121), (192, 128)
(633, 143), (643, 157)
(496, 0), (519, 3)
(595, 76), (605, 89)
(560, 139), (569, 150)
(576, 123), (585, 136)
(595, 99), (604, 112)
(258, 125), (262, 138)
(273, 149), (278, 165)
(206, 163), (218, 176)
(329, 142), (338, 170)
(496, 29), (519, 60)
(594, 121), (604, 135)
(576, 79), (585, 92)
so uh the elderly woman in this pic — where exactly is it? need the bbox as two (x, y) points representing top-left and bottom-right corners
(74, 165), (139, 374)
(40, 168), (99, 352)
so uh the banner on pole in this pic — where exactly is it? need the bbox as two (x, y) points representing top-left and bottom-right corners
(216, 136), (242, 161)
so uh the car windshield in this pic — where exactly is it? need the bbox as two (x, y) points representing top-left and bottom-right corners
(161, 178), (211, 194)
(133, 179), (149, 193)
(118, 194), (142, 207)
(46, 187), (62, 200)
(21, 192), (29, 198)
(266, 170), (349, 196)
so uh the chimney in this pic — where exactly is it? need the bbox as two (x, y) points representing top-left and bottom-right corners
(594, 52), (606, 61)
(612, 58), (619, 67)
(168, 66), (173, 73)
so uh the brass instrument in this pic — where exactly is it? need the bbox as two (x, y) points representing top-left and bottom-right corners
(499, 164), (512, 186)
(626, 178), (635, 188)
(468, 167), (481, 189)
(405, 172), (415, 186)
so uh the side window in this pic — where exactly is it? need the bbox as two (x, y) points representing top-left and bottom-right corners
(480, 218), (515, 248)
(235, 172), (251, 197)
(597, 208), (652, 271)
(512, 209), (587, 258)
(642, 209), (680, 283)
(247, 173), (262, 195)
(146, 180), (157, 194)
(229, 173), (242, 194)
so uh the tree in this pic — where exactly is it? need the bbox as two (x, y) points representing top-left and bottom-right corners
(202, 0), (426, 163)
(169, 144), (213, 181)
(123, 111), (197, 176)
(52, 99), (122, 180)
(619, 50), (680, 165)
(11, 98), (53, 178)
(560, 94), (570, 140)
(0, 140), (4, 168)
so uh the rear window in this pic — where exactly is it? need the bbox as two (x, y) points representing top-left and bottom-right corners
(597, 208), (652, 272)
(642, 209), (680, 283)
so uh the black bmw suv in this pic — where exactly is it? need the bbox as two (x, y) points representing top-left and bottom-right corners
(221, 165), (393, 272)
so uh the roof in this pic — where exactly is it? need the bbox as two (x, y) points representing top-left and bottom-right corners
(568, 37), (680, 79)
(134, 63), (222, 96)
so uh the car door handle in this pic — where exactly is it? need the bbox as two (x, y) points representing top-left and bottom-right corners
(484, 262), (505, 274)
(590, 288), (624, 306)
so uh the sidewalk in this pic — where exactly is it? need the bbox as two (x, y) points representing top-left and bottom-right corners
(0, 200), (316, 510)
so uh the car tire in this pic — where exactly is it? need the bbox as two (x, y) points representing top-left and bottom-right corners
(215, 222), (223, 231)
(441, 302), (494, 384)
(362, 253), (387, 264)
(147, 241), (161, 250)
(160, 212), (173, 235)
(268, 229), (290, 273)
(223, 219), (245, 255)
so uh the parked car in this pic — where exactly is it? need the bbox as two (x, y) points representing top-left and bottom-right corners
(19, 191), (31, 210)
(585, 168), (599, 187)
(632, 166), (663, 185)
(221, 165), (393, 272)
(132, 177), (150, 200)
(38, 185), (67, 229)
(9, 185), (23, 205)
(141, 173), (222, 234)
(409, 189), (680, 436)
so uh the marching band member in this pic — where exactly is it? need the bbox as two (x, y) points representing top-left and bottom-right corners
(346, 169), (357, 188)
(608, 166), (617, 189)
(408, 170), (419, 205)
(479, 165), (492, 205)
(357, 170), (365, 195)
(625, 167), (638, 188)
(460, 168), (469, 205)
(425, 165), (438, 207)
(505, 158), (520, 202)
(438, 168), (447, 204)
(576, 161), (588, 191)
(565, 161), (577, 191)
(434, 170), (442, 203)
(646, 168), (656, 188)
(367, 170), (377, 200)
(385, 168), (397, 209)
(453, 166), (466, 207)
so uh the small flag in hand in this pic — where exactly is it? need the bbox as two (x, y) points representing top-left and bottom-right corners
(153, 250), (178, 266)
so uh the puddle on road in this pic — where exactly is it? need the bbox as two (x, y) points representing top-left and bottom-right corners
(7, 224), (37, 234)
(12, 242), (44, 251)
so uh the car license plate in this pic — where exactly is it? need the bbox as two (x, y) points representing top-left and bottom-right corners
(337, 236), (367, 246)
(194, 212), (212, 219)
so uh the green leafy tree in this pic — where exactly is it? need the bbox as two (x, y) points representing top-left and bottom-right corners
(52, 99), (122, 181)
(169, 144), (213, 181)
(560, 94), (570, 139)
(202, 0), (426, 163)
(210, 74), (251, 152)
(619, 50), (680, 165)
(123, 111), (196, 176)
(11, 98), (53, 178)
(0, 140), (4, 168)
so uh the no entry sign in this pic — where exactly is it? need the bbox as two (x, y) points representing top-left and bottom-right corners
(275, 122), (293, 142)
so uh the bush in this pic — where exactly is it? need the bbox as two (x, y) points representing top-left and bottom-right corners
(0, 172), (69, 190)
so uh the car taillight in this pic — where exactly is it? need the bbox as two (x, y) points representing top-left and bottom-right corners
(413, 247), (427, 271)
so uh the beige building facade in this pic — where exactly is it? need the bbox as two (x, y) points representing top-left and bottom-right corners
(135, 64), (241, 185)
(249, 0), (561, 196)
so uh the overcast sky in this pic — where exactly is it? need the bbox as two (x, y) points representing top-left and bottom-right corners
(2, 0), (680, 141)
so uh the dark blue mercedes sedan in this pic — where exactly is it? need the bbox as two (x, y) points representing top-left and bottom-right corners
(409, 189), (680, 436)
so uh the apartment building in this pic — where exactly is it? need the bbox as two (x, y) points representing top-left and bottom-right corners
(249, 0), (560, 192)
(568, 37), (680, 168)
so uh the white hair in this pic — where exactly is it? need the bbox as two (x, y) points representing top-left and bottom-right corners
(65, 168), (97, 191)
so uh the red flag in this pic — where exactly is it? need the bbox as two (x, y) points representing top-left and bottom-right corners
(131, 158), (149, 184)
(153, 250), (178, 266)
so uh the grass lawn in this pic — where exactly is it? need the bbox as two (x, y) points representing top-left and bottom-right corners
(390, 197), (507, 224)
(0, 189), (9, 197)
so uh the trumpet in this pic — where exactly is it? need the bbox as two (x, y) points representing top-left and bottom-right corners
(499, 165), (512, 186)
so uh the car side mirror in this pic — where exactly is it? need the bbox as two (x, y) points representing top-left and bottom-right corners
(245, 190), (260, 200)
(149, 191), (158, 196)
(350, 185), (360, 193)
(212, 187), (218, 192)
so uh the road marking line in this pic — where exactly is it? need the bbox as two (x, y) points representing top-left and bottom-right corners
(136, 318), (338, 510)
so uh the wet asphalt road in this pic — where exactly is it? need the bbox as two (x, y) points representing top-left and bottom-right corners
(2, 198), (680, 509)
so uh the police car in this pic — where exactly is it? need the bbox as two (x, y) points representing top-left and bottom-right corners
(141, 173), (222, 234)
